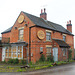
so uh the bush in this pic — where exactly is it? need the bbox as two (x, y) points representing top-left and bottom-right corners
(29, 61), (33, 65)
(7, 58), (19, 64)
(20, 59), (26, 64)
(47, 55), (54, 62)
(39, 54), (45, 62)
(13, 58), (19, 64)
(48, 63), (53, 67)
(7, 59), (13, 64)
(68, 49), (72, 60)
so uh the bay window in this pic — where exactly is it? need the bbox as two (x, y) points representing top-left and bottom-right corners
(5, 46), (23, 59)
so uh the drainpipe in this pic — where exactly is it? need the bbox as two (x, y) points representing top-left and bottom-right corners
(29, 26), (35, 62)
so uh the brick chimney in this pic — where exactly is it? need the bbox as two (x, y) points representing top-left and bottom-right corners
(66, 20), (72, 33)
(40, 8), (47, 20)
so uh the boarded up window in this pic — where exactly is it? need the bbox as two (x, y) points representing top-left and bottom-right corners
(18, 46), (22, 58)
(12, 46), (17, 58)
(5, 47), (11, 58)
(5, 46), (23, 59)
(46, 47), (51, 56)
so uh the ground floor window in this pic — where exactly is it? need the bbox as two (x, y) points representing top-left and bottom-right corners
(5, 46), (23, 59)
(46, 47), (51, 56)
(63, 48), (66, 56)
(18, 46), (22, 58)
(6, 47), (11, 58)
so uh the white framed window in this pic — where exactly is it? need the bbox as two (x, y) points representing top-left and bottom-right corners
(5, 47), (9, 58)
(19, 29), (24, 40)
(12, 46), (17, 58)
(5, 46), (23, 59)
(46, 32), (51, 41)
(63, 35), (66, 42)
(46, 47), (51, 56)
(40, 47), (43, 52)
(5, 47), (11, 58)
(18, 46), (23, 59)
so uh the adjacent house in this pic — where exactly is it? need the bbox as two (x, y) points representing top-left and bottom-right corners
(0, 8), (74, 63)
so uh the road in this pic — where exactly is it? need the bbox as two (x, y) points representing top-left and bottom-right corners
(0, 62), (75, 75)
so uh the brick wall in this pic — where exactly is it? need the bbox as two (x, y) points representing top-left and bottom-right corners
(0, 47), (2, 61)
(1, 12), (74, 62)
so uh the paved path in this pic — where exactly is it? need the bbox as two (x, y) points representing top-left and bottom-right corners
(0, 62), (75, 75)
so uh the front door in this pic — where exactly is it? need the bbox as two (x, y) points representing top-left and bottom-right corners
(2, 47), (6, 61)
(53, 48), (58, 62)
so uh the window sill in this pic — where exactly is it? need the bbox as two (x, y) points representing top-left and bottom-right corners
(63, 55), (66, 57)
(18, 40), (24, 42)
(46, 40), (52, 42)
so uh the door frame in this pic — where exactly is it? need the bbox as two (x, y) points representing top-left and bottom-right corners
(53, 47), (58, 62)
(2, 47), (6, 61)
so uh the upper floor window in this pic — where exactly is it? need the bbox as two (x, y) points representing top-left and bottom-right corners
(63, 35), (66, 42)
(46, 32), (51, 41)
(19, 29), (24, 40)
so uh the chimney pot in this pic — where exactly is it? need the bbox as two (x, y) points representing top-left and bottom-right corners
(41, 9), (43, 13)
(40, 8), (47, 20)
(67, 21), (69, 24)
(69, 20), (71, 24)
(44, 8), (46, 13)
(66, 20), (72, 33)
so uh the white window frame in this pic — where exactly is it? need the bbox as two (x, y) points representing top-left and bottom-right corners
(63, 35), (66, 42)
(19, 29), (24, 41)
(5, 46), (23, 59)
(40, 47), (43, 52)
(46, 32), (51, 41)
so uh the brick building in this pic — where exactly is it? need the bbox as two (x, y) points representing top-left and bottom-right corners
(0, 8), (74, 63)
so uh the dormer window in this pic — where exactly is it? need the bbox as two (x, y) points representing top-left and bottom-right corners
(63, 35), (66, 42)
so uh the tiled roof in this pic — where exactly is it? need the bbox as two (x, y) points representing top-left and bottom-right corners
(1, 11), (74, 36)
(23, 12), (73, 36)
(53, 39), (70, 48)
(1, 26), (13, 34)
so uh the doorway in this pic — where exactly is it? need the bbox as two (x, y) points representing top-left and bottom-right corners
(2, 47), (6, 61)
(53, 48), (58, 62)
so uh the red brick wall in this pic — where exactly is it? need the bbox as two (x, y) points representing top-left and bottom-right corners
(67, 25), (72, 33)
(0, 47), (2, 61)
(2, 32), (11, 38)
(30, 27), (74, 62)
(1, 12), (74, 62)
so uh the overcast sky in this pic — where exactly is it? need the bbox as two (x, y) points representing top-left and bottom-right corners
(0, 0), (75, 47)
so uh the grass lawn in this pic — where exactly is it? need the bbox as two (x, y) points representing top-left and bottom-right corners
(0, 59), (75, 72)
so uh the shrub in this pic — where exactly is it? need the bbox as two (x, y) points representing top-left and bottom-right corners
(13, 58), (19, 64)
(7, 59), (13, 64)
(20, 59), (26, 64)
(68, 49), (72, 60)
(29, 61), (33, 65)
(48, 63), (53, 67)
(39, 54), (45, 62)
(47, 55), (54, 62)
(17, 68), (23, 72)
